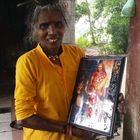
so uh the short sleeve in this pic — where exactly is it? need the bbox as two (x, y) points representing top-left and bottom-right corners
(76, 46), (85, 58)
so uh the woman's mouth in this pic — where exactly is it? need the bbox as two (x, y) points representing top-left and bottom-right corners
(49, 38), (58, 43)
(46, 36), (59, 43)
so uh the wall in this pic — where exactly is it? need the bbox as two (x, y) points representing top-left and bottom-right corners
(61, 0), (75, 44)
(123, 0), (140, 139)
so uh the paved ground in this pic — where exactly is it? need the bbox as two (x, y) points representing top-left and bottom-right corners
(0, 95), (13, 140)
(0, 112), (13, 140)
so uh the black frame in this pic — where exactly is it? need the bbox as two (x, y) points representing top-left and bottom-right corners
(68, 56), (125, 137)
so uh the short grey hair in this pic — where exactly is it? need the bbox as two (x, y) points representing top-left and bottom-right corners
(26, 2), (68, 43)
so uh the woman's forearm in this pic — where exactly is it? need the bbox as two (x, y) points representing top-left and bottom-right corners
(20, 115), (97, 139)
(19, 115), (66, 133)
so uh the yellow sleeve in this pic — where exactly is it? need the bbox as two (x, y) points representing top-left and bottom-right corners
(76, 46), (85, 58)
(14, 55), (36, 121)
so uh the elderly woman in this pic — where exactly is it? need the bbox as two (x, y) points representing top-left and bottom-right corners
(14, 1), (88, 140)
(14, 1), (125, 140)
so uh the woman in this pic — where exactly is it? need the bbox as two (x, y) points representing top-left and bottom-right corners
(14, 1), (95, 140)
(14, 1), (125, 140)
(89, 62), (108, 98)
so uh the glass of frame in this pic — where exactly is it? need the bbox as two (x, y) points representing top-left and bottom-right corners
(68, 56), (125, 137)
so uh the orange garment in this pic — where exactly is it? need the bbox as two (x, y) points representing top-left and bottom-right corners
(14, 44), (84, 140)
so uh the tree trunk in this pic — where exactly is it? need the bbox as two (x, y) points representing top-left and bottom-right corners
(85, 0), (96, 46)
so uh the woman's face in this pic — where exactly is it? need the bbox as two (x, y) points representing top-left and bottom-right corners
(97, 64), (103, 72)
(36, 10), (65, 53)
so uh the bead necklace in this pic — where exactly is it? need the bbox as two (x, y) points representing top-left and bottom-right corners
(48, 55), (59, 61)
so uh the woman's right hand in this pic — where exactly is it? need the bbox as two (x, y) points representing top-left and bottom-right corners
(66, 124), (96, 140)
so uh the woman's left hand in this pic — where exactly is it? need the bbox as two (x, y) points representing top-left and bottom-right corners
(117, 93), (126, 118)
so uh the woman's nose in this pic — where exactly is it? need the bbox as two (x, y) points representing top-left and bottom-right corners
(47, 23), (57, 34)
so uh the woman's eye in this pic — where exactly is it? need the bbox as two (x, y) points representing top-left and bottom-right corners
(55, 21), (64, 28)
(39, 23), (49, 30)
(39, 21), (64, 30)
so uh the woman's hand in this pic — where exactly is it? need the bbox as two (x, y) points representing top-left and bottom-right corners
(66, 124), (96, 140)
(73, 127), (96, 140)
(117, 93), (126, 114)
(117, 93), (126, 121)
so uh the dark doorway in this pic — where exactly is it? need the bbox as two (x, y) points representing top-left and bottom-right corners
(0, 0), (28, 96)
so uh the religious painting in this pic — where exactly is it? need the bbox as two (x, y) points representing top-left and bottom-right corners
(68, 56), (125, 137)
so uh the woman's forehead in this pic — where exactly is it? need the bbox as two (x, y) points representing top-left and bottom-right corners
(38, 10), (63, 22)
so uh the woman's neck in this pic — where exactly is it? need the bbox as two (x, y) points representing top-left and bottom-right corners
(41, 45), (62, 57)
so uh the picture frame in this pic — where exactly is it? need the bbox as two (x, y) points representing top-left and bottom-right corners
(68, 56), (126, 137)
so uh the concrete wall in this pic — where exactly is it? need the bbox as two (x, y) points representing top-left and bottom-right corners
(123, 0), (140, 139)
(61, 0), (75, 44)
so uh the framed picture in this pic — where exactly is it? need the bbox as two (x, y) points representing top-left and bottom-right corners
(68, 56), (125, 137)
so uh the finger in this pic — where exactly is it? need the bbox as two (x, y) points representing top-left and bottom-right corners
(117, 103), (126, 114)
(118, 93), (124, 101)
(66, 124), (72, 136)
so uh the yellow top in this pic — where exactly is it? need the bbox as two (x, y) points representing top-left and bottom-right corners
(14, 44), (84, 140)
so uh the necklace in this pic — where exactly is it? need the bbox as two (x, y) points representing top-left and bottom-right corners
(41, 45), (62, 61)
(48, 55), (59, 61)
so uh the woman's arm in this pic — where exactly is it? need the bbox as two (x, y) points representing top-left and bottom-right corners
(18, 115), (66, 133)
(18, 115), (96, 139)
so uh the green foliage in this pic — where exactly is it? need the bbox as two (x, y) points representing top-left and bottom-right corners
(75, 2), (89, 22)
(75, 0), (130, 55)
(107, 15), (129, 53)
(105, 0), (129, 54)
(92, 0), (105, 18)
(76, 36), (91, 48)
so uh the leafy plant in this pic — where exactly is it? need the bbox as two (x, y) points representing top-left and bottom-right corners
(75, 0), (130, 54)
(76, 36), (92, 48)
